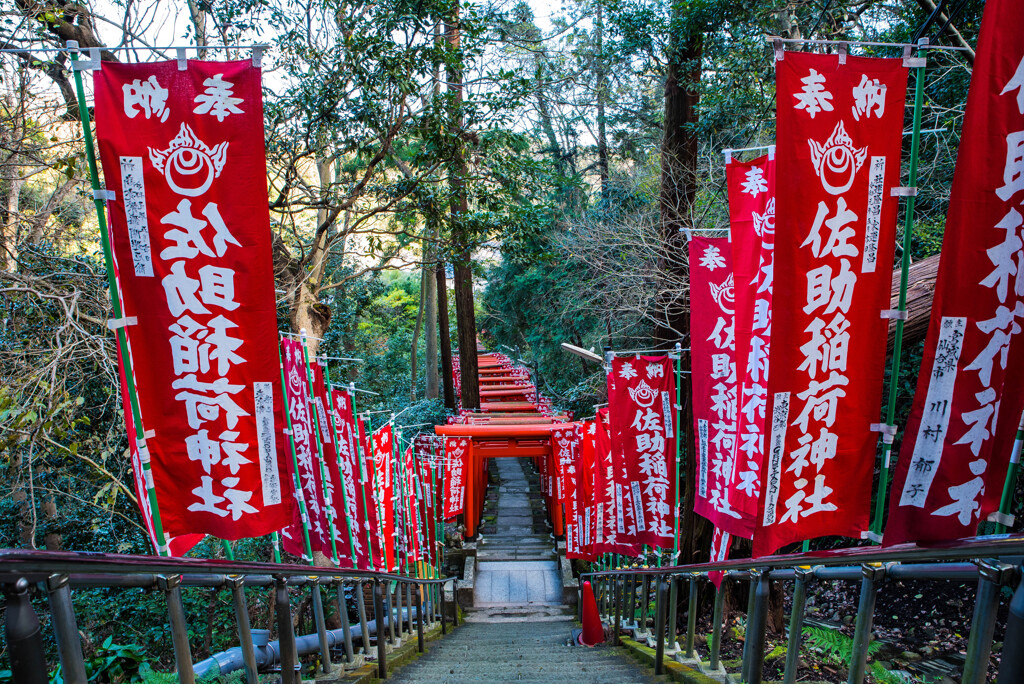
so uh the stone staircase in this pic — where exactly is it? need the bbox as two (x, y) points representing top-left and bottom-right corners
(384, 619), (659, 683)
(386, 458), (660, 683)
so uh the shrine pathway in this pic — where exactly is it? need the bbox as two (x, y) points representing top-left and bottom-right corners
(387, 457), (659, 683)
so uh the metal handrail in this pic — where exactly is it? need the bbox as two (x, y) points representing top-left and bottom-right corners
(578, 534), (1024, 684)
(582, 531), (1024, 576)
(1, 549), (460, 684)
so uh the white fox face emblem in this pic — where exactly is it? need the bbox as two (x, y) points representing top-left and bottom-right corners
(709, 273), (735, 315)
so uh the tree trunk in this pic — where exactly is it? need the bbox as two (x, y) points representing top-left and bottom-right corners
(436, 260), (456, 409)
(658, 20), (708, 565)
(654, 30), (702, 346)
(446, 2), (480, 410)
(410, 262), (426, 401)
(2, 92), (25, 272)
(424, 241), (440, 400)
(595, 2), (610, 200)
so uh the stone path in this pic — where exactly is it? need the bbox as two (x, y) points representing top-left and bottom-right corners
(473, 458), (560, 608)
(387, 458), (658, 683)
(384, 619), (659, 683)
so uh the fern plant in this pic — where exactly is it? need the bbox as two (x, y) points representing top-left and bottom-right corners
(801, 626), (923, 684)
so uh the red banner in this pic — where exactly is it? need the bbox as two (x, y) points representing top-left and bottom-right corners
(444, 437), (468, 519)
(370, 424), (397, 571)
(94, 59), (292, 539)
(553, 424), (583, 557)
(329, 387), (370, 569)
(117, 350), (203, 556)
(755, 52), (907, 556)
(579, 420), (598, 561)
(415, 435), (442, 566)
(357, 419), (386, 570)
(709, 528), (732, 589)
(593, 408), (639, 555)
(310, 359), (348, 563)
(689, 237), (744, 533)
(608, 356), (677, 549)
(886, 0), (1024, 544)
(279, 337), (330, 559)
(728, 154), (778, 535)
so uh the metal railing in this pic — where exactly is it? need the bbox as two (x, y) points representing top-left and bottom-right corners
(0, 549), (458, 683)
(581, 533), (1024, 684)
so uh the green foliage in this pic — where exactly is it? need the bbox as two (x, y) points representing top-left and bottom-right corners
(802, 626), (924, 684)
(50, 635), (146, 683)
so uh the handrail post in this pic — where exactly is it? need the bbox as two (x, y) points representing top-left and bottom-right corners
(416, 583), (425, 653)
(5, 578), (47, 684)
(226, 575), (259, 684)
(963, 560), (1014, 684)
(451, 579), (459, 626)
(335, 579), (355, 664)
(741, 569), (765, 684)
(847, 564), (885, 684)
(782, 567), (812, 684)
(624, 574), (637, 629)
(638, 574), (651, 638)
(45, 574), (87, 684)
(309, 577), (333, 673)
(685, 573), (699, 659)
(741, 570), (758, 681)
(275, 575), (299, 684)
(406, 581), (414, 636)
(158, 575), (195, 684)
(709, 575), (727, 672)
(654, 577), (668, 675)
(998, 564), (1024, 682)
(355, 580), (372, 656)
(386, 581), (397, 644)
(613, 577), (623, 646)
(374, 580), (388, 679)
(440, 580), (448, 634)
(666, 574), (679, 653)
(395, 579), (404, 638)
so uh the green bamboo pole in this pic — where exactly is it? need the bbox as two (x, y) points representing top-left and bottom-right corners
(994, 412), (1024, 533)
(221, 540), (234, 560)
(349, 387), (377, 570)
(870, 44), (928, 539)
(321, 365), (358, 568)
(298, 331), (339, 564)
(278, 352), (314, 561)
(271, 532), (282, 563)
(68, 46), (170, 557)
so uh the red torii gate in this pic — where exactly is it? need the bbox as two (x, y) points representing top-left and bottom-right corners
(436, 351), (570, 539)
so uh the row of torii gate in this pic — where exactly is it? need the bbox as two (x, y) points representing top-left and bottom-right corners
(433, 349), (570, 539)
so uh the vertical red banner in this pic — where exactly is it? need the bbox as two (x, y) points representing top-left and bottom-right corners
(415, 435), (440, 566)
(330, 387), (369, 569)
(579, 420), (598, 561)
(552, 425), (582, 557)
(728, 154), (778, 534)
(311, 359), (347, 562)
(756, 52), (907, 556)
(886, 0), (1024, 544)
(593, 408), (639, 555)
(608, 356), (677, 549)
(370, 424), (396, 571)
(689, 237), (744, 534)
(94, 59), (293, 540)
(444, 437), (468, 519)
(358, 419), (386, 570)
(279, 337), (330, 558)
